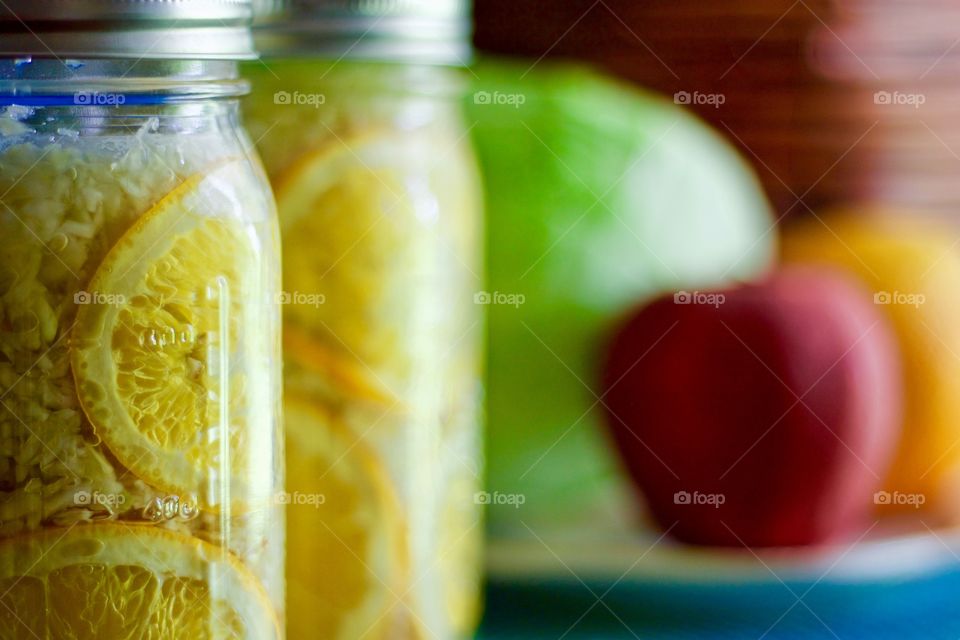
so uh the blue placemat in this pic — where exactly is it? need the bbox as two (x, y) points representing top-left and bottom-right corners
(478, 569), (960, 639)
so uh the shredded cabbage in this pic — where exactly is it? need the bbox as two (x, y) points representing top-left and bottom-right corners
(0, 116), (238, 536)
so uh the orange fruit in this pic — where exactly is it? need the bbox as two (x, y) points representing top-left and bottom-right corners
(783, 210), (960, 517)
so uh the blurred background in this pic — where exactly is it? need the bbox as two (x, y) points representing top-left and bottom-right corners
(468, 1), (960, 638)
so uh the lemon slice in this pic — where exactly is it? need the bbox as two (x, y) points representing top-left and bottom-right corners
(283, 323), (398, 408)
(0, 523), (278, 639)
(284, 395), (407, 640)
(71, 161), (267, 509)
(276, 133), (433, 396)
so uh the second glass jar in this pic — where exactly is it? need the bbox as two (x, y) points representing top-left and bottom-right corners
(244, 58), (484, 639)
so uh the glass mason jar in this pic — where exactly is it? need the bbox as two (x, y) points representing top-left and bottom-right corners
(243, 2), (484, 638)
(0, 2), (284, 638)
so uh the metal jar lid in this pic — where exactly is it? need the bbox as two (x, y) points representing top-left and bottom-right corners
(0, 0), (256, 60)
(253, 0), (472, 65)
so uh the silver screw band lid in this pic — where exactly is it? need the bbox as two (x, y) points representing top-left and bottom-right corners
(0, 0), (256, 60)
(253, 0), (472, 65)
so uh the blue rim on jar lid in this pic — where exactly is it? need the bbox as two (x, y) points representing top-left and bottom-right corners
(253, 0), (472, 65)
(0, 0), (256, 60)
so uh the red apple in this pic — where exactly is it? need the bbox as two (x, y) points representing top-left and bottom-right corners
(601, 267), (902, 547)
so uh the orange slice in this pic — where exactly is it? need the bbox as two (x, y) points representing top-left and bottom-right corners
(275, 132), (433, 396)
(0, 523), (279, 639)
(283, 323), (398, 408)
(284, 395), (407, 640)
(71, 161), (270, 510)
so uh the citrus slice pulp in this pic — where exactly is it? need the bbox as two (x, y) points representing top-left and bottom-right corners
(284, 395), (407, 640)
(283, 323), (397, 408)
(0, 523), (279, 640)
(276, 133), (431, 395)
(71, 160), (265, 509)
